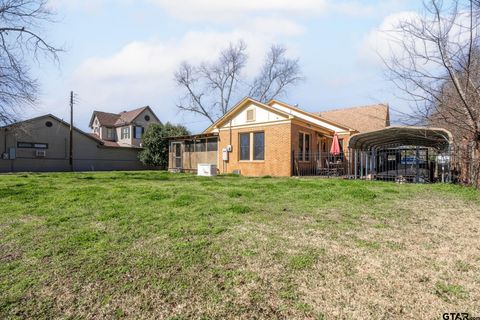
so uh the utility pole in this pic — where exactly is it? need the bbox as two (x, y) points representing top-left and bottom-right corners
(69, 91), (74, 171)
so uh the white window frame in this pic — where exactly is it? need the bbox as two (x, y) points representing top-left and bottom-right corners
(239, 131), (265, 162)
(121, 126), (130, 139)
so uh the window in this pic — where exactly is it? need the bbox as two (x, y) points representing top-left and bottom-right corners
(185, 141), (194, 152)
(107, 128), (115, 140)
(253, 132), (264, 160)
(195, 139), (206, 152)
(246, 109), (255, 122)
(207, 138), (218, 152)
(305, 134), (310, 161)
(298, 132), (311, 161)
(134, 126), (144, 139)
(17, 142), (48, 149)
(239, 132), (264, 161)
(121, 127), (130, 139)
(239, 133), (250, 160)
(144, 115), (150, 121)
(45, 121), (53, 127)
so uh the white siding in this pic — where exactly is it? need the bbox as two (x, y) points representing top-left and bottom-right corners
(270, 102), (349, 133)
(220, 103), (287, 129)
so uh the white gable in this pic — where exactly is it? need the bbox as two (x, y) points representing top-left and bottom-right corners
(270, 103), (349, 133)
(219, 103), (288, 128)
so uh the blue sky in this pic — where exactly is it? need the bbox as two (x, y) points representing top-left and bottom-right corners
(32, 0), (420, 133)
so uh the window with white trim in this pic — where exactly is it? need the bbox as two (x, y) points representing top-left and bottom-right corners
(121, 127), (130, 139)
(239, 131), (264, 161)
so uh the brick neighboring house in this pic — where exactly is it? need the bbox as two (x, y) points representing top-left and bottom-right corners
(168, 97), (390, 177)
(89, 106), (161, 148)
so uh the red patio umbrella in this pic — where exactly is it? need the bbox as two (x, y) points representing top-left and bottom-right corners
(330, 134), (341, 156)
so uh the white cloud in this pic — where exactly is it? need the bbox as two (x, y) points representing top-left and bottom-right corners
(68, 23), (301, 131)
(149, 0), (406, 22)
(359, 11), (421, 65)
(149, 0), (329, 22)
(49, 0), (134, 12)
(333, 0), (404, 17)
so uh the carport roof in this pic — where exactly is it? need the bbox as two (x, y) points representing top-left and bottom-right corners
(348, 126), (452, 151)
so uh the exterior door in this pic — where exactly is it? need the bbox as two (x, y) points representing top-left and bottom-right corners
(173, 143), (182, 169)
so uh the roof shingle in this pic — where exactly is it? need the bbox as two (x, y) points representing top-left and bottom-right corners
(91, 106), (150, 127)
(316, 104), (390, 133)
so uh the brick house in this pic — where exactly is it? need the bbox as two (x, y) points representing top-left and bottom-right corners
(168, 97), (389, 177)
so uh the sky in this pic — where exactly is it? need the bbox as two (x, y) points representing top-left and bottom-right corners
(30, 0), (422, 133)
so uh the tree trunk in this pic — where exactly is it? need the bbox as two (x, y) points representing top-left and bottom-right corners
(472, 141), (480, 188)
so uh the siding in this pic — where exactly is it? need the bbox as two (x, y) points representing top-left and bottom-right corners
(0, 116), (148, 172)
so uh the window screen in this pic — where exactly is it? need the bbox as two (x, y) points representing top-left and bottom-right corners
(253, 132), (264, 160)
(239, 133), (250, 160)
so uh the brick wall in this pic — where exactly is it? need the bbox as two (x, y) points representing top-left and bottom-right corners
(217, 123), (292, 176)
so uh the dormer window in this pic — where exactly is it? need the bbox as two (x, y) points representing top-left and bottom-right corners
(246, 109), (255, 122)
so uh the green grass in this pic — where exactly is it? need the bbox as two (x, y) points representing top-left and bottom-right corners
(0, 171), (479, 319)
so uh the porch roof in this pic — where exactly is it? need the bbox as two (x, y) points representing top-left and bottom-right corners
(348, 126), (452, 151)
(165, 132), (218, 141)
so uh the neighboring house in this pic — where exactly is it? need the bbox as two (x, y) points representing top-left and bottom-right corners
(0, 112), (158, 173)
(168, 97), (390, 177)
(89, 106), (161, 148)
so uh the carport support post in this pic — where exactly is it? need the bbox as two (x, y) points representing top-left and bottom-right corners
(360, 151), (364, 179)
(415, 146), (420, 183)
(365, 151), (369, 177)
(354, 150), (358, 179)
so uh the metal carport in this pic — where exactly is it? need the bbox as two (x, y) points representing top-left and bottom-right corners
(348, 127), (452, 183)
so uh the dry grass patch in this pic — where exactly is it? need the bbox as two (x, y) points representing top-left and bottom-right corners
(0, 172), (479, 319)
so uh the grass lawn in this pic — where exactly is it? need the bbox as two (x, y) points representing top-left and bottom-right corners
(1, 171), (479, 319)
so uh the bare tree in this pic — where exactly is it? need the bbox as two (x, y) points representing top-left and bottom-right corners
(0, 0), (60, 125)
(175, 41), (247, 123)
(175, 41), (303, 124)
(249, 45), (303, 103)
(382, 0), (480, 187)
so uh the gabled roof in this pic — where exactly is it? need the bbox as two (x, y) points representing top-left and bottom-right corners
(91, 111), (119, 127)
(267, 99), (354, 132)
(1, 114), (104, 145)
(203, 97), (294, 133)
(89, 106), (160, 128)
(316, 104), (390, 133)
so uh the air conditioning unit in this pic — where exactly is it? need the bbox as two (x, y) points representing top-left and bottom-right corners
(35, 150), (46, 158)
(197, 163), (217, 177)
(1, 152), (8, 160)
